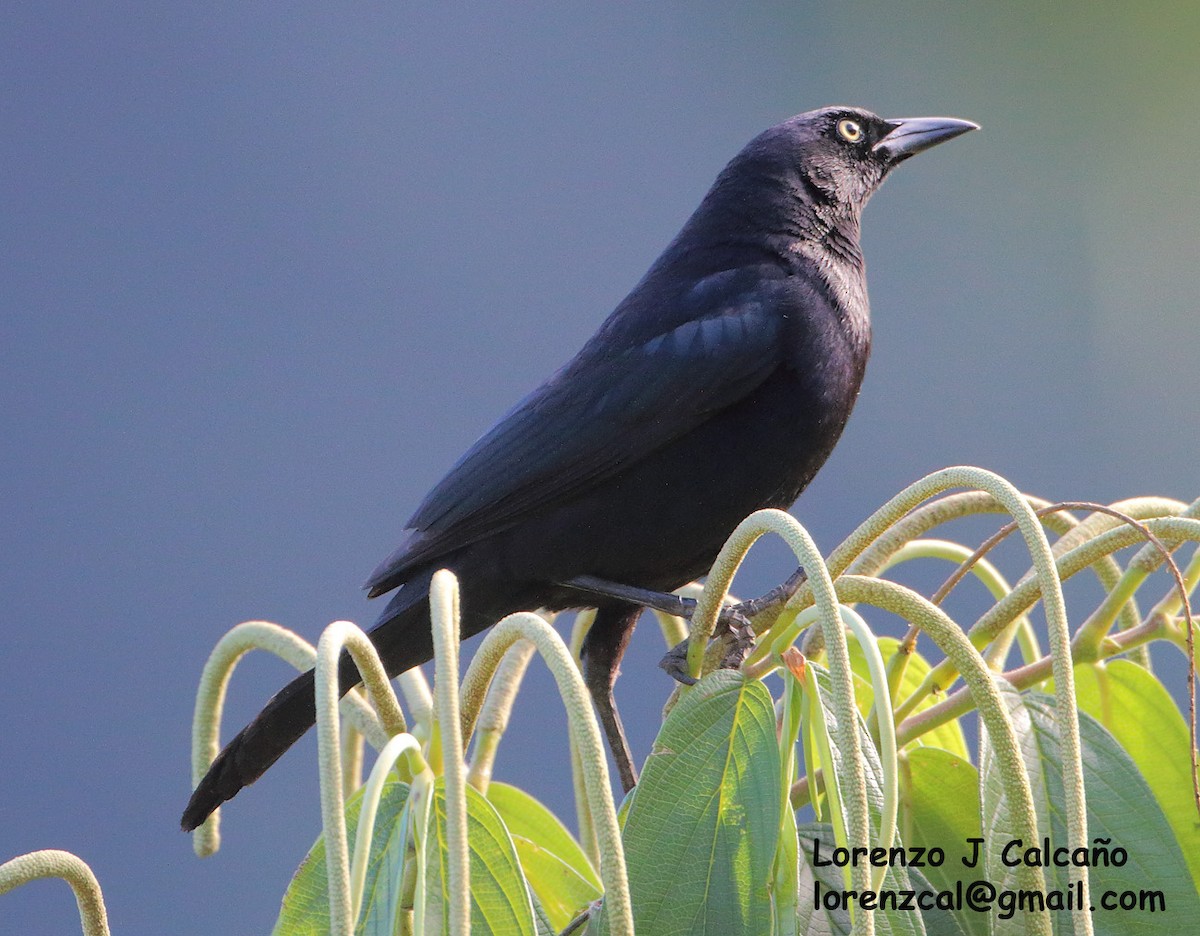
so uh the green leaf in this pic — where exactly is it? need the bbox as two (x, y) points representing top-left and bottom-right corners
(423, 781), (537, 935)
(531, 890), (559, 936)
(899, 748), (986, 936)
(849, 637), (968, 760)
(773, 818), (800, 936)
(905, 866), (970, 936)
(977, 680), (1032, 916)
(983, 689), (1200, 935)
(796, 822), (852, 936)
(510, 834), (601, 930)
(485, 782), (601, 929)
(272, 779), (411, 936)
(1071, 659), (1200, 891)
(594, 670), (780, 935)
(805, 667), (927, 935)
(795, 825), (959, 936)
(486, 781), (601, 889)
(357, 791), (414, 936)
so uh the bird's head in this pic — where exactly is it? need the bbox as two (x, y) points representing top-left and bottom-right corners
(728, 106), (978, 227)
(646, 105), (976, 296)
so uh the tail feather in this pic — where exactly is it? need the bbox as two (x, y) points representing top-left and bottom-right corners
(181, 668), (317, 831)
(181, 577), (435, 832)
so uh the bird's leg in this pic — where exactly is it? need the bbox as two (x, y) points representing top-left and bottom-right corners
(656, 611), (756, 686)
(566, 567), (806, 625)
(579, 605), (642, 793)
(731, 566), (809, 618)
(567, 567), (808, 683)
(566, 575), (694, 618)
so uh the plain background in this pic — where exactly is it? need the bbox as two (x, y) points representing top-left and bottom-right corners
(3, 4), (1198, 933)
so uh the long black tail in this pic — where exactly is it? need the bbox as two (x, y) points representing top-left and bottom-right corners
(181, 577), (435, 832)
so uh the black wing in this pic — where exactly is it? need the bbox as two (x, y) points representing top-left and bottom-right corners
(366, 273), (790, 595)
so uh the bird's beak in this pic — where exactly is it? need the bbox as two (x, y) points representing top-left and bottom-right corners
(873, 116), (979, 163)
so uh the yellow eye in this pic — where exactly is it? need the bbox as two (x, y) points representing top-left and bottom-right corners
(837, 118), (863, 143)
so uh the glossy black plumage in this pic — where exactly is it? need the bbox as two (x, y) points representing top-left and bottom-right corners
(182, 106), (975, 830)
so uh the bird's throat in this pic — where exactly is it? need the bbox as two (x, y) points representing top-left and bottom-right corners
(789, 235), (871, 349)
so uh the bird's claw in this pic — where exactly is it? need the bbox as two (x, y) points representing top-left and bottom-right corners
(659, 609), (756, 685)
(728, 566), (808, 618)
(716, 608), (756, 668)
(569, 566), (804, 685)
(658, 641), (698, 685)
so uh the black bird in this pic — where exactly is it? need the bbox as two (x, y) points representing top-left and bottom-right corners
(182, 106), (976, 831)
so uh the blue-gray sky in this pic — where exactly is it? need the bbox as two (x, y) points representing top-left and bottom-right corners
(3, 4), (1197, 933)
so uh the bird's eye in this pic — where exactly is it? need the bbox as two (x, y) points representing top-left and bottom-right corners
(837, 119), (863, 143)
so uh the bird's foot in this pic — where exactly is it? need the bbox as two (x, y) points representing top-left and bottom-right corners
(720, 608), (758, 666)
(565, 566), (806, 626)
(657, 606), (757, 685)
(657, 640), (695, 684)
(565, 567), (806, 685)
(730, 566), (808, 618)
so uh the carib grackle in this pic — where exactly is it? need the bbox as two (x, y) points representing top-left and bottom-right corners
(182, 106), (976, 831)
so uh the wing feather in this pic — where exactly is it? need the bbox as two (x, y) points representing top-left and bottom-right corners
(366, 278), (789, 594)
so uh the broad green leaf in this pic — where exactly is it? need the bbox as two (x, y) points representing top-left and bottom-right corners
(1071, 659), (1200, 891)
(810, 667), (926, 936)
(775, 656), (810, 936)
(594, 670), (779, 935)
(905, 866), (970, 936)
(485, 782), (600, 929)
(423, 781), (537, 935)
(510, 834), (601, 930)
(796, 822), (852, 936)
(531, 890), (558, 936)
(849, 637), (969, 760)
(773, 816), (800, 936)
(977, 679), (1034, 919)
(486, 781), (600, 889)
(983, 689), (1200, 935)
(272, 779), (411, 936)
(796, 825), (962, 936)
(357, 791), (414, 936)
(899, 748), (986, 936)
